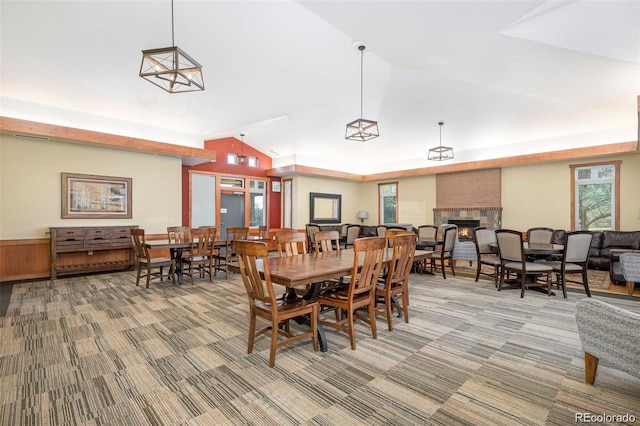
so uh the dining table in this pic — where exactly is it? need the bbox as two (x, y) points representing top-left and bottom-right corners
(228, 247), (433, 352)
(145, 235), (273, 285)
(491, 242), (565, 295)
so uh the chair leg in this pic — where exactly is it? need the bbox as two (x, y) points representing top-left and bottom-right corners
(626, 280), (635, 296)
(368, 303), (377, 340)
(269, 318), (279, 368)
(580, 269), (591, 297)
(311, 306), (319, 352)
(347, 310), (356, 350)
(247, 311), (256, 354)
(584, 351), (599, 384)
(520, 274), (526, 298)
(475, 261), (481, 282)
(385, 296), (393, 331)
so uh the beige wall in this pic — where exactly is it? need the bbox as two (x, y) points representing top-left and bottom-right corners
(502, 153), (640, 231)
(2, 135), (639, 240)
(0, 135), (182, 239)
(293, 152), (640, 231)
(292, 175), (362, 228)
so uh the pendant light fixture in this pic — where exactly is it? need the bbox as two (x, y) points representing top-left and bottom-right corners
(345, 44), (379, 141)
(237, 134), (247, 165)
(139, 0), (204, 93)
(428, 121), (454, 161)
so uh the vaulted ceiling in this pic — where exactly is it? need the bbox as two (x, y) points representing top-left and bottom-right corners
(1, 1), (638, 174)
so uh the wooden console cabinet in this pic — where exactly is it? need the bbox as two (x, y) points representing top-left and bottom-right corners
(50, 226), (137, 279)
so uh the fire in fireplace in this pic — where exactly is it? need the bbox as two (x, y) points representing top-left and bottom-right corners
(448, 220), (480, 241)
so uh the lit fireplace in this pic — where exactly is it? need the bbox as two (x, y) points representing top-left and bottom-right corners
(448, 219), (480, 241)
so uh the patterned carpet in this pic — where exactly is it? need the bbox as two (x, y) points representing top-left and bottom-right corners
(1, 270), (638, 425)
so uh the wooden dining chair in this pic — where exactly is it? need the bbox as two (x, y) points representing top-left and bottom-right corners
(546, 230), (593, 298)
(214, 226), (249, 278)
(184, 227), (217, 284)
(235, 240), (319, 367)
(313, 230), (341, 254)
(130, 229), (175, 288)
(496, 229), (553, 298)
(375, 233), (415, 331)
(258, 225), (269, 239)
(318, 236), (386, 350)
(167, 226), (190, 243)
(276, 231), (307, 257)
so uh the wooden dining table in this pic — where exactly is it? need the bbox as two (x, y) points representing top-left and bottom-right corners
(145, 236), (271, 285)
(228, 247), (433, 352)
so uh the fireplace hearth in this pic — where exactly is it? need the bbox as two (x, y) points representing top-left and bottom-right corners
(448, 219), (480, 241)
(433, 207), (502, 239)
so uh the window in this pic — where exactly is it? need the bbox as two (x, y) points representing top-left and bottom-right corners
(249, 179), (267, 227)
(571, 161), (620, 231)
(220, 176), (244, 188)
(378, 182), (398, 224)
(283, 179), (292, 229)
(227, 153), (238, 165)
(248, 156), (258, 168)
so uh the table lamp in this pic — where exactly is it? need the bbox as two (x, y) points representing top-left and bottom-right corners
(357, 210), (368, 225)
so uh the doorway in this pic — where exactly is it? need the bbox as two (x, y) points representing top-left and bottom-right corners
(220, 192), (245, 239)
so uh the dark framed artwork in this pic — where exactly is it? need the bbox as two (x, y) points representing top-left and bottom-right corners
(62, 172), (132, 219)
(309, 192), (341, 224)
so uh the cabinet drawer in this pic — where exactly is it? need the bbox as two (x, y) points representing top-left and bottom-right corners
(85, 228), (112, 247)
(55, 228), (84, 238)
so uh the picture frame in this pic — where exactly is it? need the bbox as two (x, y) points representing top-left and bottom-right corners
(271, 180), (281, 193)
(62, 173), (132, 219)
(309, 192), (341, 224)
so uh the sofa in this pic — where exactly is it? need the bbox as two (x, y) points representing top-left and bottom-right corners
(587, 231), (640, 269)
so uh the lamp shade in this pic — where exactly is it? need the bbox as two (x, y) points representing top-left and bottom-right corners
(357, 211), (369, 220)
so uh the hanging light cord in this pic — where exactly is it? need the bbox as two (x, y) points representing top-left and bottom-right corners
(171, 0), (175, 46)
(359, 46), (365, 119)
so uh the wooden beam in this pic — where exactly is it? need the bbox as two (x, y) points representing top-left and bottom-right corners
(268, 141), (638, 181)
(0, 116), (216, 164)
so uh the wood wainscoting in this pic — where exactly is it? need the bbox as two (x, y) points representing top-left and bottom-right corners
(0, 238), (51, 282)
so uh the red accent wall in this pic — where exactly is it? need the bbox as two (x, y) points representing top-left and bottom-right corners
(182, 137), (281, 228)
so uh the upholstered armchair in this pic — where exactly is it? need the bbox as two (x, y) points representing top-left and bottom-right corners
(575, 298), (640, 384)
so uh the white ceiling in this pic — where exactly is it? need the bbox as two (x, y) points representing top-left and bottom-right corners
(1, 0), (638, 174)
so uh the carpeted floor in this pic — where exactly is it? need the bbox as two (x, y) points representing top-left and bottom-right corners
(0, 271), (638, 425)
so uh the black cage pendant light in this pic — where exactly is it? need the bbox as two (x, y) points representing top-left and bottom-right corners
(140, 0), (204, 93)
(345, 45), (379, 141)
(237, 134), (247, 165)
(428, 121), (454, 161)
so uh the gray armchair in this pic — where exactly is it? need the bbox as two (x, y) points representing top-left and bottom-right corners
(620, 252), (640, 295)
(575, 298), (640, 384)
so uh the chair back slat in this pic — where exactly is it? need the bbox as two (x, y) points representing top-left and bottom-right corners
(314, 230), (341, 254)
(131, 228), (149, 260)
(276, 231), (307, 257)
(349, 237), (386, 298)
(167, 226), (190, 243)
(236, 241), (274, 304)
(387, 233), (416, 284)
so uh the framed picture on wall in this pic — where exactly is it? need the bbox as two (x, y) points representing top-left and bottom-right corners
(62, 172), (132, 219)
(272, 181), (281, 192)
